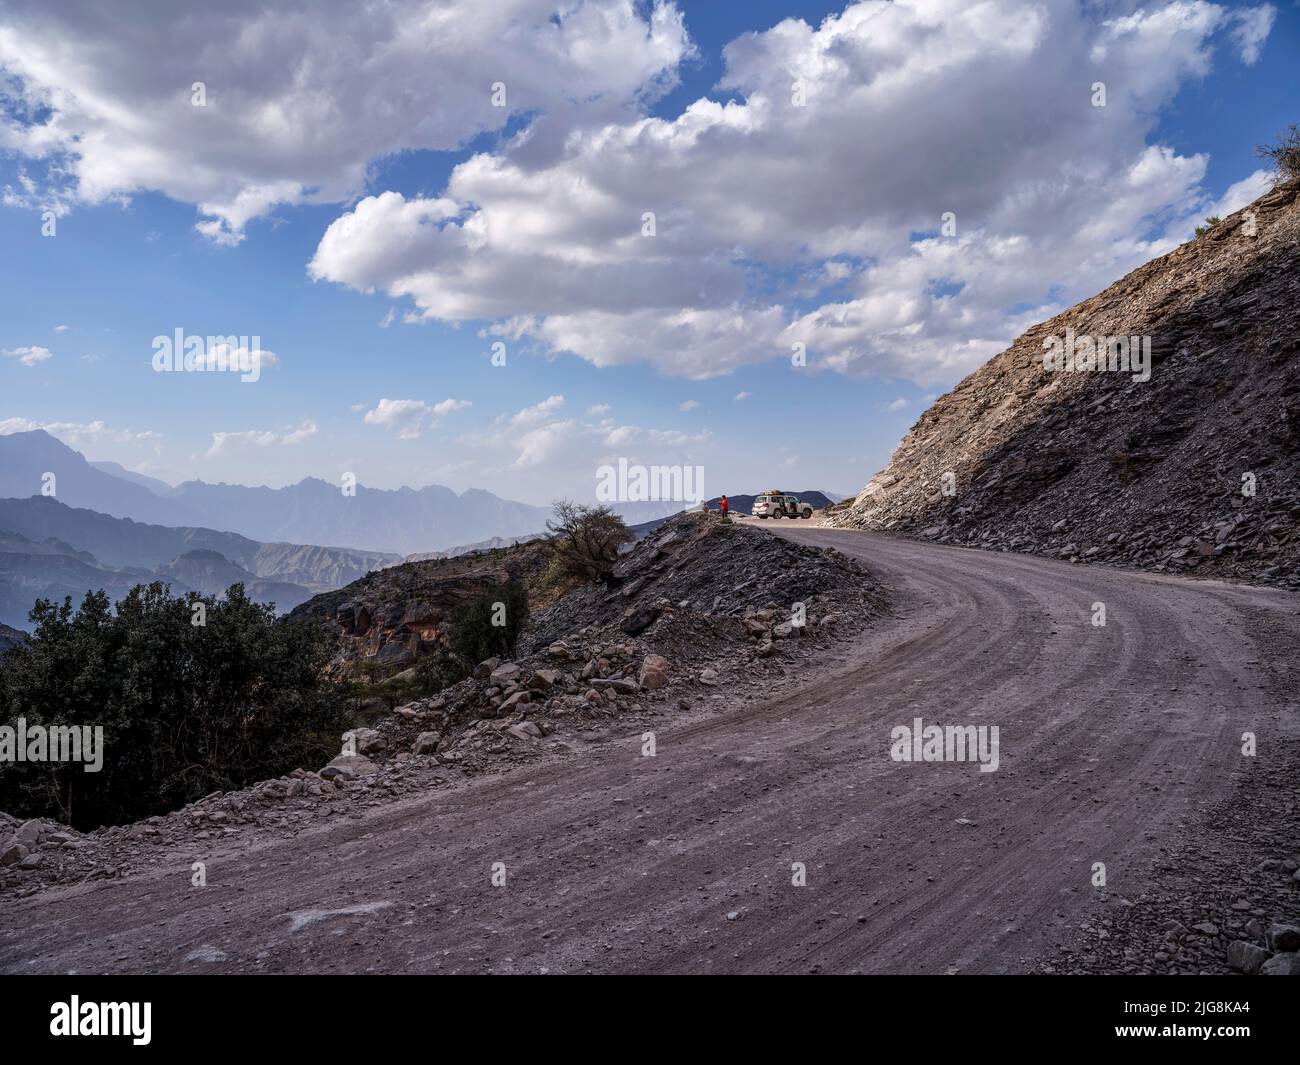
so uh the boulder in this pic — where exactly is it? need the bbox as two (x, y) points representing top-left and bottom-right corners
(501, 690), (531, 711)
(506, 721), (544, 741)
(1260, 951), (1300, 976)
(1226, 940), (1269, 975)
(342, 727), (386, 755)
(1268, 923), (1300, 953)
(639, 654), (670, 690)
(528, 669), (562, 691)
(412, 731), (441, 755)
(473, 657), (500, 681)
(490, 662), (522, 686)
(0, 840), (30, 866)
(620, 604), (660, 636)
(16, 819), (45, 844)
(320, 753), (378, 781)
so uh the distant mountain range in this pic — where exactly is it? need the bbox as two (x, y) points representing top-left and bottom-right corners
(0, 496), (398, 578)
(0, 430), (683, 554)
(0, 496), (403, 630)
(0, 431), (697, 629)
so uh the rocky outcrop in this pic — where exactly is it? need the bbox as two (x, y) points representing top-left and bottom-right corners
(828, 181), (1300, 588)
(289, 538), (554, 677)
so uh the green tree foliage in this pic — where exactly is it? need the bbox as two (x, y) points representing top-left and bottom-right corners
(1194, 215), (1222, 238)
(0, 582), (350, 829)
(448, 581), (529, 666)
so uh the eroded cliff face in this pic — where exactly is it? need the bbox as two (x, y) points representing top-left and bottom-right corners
(828, 181), (1300, 587)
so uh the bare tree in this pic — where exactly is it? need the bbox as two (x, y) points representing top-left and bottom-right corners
(546, 500), (632, 587)
(1257, 124), (1300, 183)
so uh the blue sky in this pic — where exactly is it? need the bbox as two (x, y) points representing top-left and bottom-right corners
(1, 0), (1295, 505)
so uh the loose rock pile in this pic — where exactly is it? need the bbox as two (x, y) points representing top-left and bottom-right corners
(828, 181), (1300, 588)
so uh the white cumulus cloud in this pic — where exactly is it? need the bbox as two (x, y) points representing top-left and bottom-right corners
(0, 0), (692, 242)
(363, 397), (470, 439)
(2, 345), (52, 366)
(307, 0), (1275, 387)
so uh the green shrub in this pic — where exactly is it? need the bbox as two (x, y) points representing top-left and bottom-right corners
(0, 582), (350, 829)
(1194, 215), (1221, 238)
(449, 581), (529, 666)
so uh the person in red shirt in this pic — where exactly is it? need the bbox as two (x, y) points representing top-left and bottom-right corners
(720, 494), (729, 516)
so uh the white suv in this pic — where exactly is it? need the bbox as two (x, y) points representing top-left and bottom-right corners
(753, 494), (812, 519)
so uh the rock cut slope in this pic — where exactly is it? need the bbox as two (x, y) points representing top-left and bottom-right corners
(828, 181), (1300, 587)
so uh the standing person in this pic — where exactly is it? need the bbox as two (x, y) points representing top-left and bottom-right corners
(720, 494), (729, 516)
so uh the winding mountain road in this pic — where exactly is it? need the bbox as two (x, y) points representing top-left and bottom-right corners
(4, 528), (1298, 974)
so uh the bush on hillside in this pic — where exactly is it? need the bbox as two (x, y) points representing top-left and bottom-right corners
(0, 582), (350, 829)
(449, 580), (529, 665)
(1195, 215), (1222, 238)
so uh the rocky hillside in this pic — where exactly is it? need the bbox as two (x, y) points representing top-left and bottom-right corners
(828, 180), (1300, 587)
(289, 538), (555, 674)
(298, 513), (885, 781)
(292, 511), (883, 680)
(403, 533), (543, 563)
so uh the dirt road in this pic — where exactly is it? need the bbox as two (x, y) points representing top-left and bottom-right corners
(4, 529), (1298, 974)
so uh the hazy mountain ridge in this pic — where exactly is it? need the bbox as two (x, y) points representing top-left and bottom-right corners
(0, 497), (399, 586)
(0, 541), (184, 630)
(0, 430), (690, 555)
(163, 476), (549, 555)
(0, 431), (208, 527)
(155, 549), (314, 612)
(0, 496), (407, 629)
